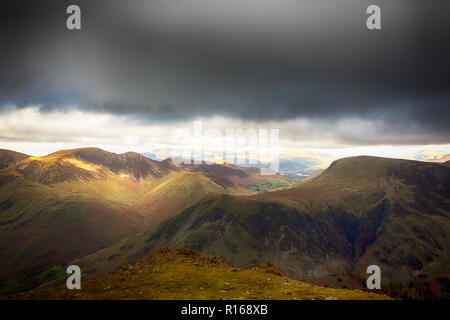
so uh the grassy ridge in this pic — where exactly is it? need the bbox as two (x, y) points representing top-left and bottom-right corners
(139, 171), (226, 227)
(9, 248), (390, 300)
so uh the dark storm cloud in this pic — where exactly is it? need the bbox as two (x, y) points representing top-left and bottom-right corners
(0, 0), (449, 144)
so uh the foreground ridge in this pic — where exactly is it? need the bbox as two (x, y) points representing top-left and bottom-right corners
(10, 248), (390, 300)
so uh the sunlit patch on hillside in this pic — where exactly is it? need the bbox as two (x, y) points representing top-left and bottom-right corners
(204, 157), (226, 164)
(63, 158), (101, 172)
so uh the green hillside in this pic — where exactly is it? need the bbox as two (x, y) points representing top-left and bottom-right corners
(246, 179), (294, 192)
(0, 169), (146, 294)
(139, 171), (226, 228)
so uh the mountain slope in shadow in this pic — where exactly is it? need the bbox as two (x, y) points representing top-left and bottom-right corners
(0, 149), (30, 170)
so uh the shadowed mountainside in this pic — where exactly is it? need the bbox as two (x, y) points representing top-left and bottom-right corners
(0, 149), (30, 170)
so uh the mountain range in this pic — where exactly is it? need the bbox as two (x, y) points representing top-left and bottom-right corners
(406, 149), (450, 163)
(0, 147), (290, 294)
(0, 147), (449, 299)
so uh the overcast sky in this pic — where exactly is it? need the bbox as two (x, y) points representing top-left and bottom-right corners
(0, 1), (449, 159)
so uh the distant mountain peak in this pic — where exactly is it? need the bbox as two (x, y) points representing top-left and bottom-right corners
(406, 149), (450, 162)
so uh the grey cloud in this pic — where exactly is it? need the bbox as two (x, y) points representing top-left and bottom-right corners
(0, 0), (449, 145)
